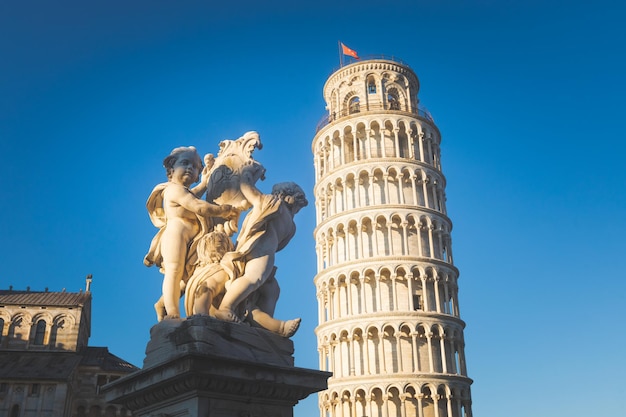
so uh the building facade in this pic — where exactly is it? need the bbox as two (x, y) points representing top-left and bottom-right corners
(312, 58), (473, 417)
(0, 280), (138, 417)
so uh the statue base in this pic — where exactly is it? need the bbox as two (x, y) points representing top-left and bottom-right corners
(103, 315), (330, 417)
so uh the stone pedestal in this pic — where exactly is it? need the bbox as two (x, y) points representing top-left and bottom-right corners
(103, 315), (330, 417)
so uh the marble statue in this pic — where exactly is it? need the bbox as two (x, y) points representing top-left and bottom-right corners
(144, 133), (305, 337)
(144, 146), (238, 320)
(183, 228), (234, 317)
(184, 228), (300, 337)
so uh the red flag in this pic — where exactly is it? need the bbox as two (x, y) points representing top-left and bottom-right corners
(341, 42), (360, 60)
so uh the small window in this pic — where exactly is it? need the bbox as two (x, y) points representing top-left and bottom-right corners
(388, 95), (399, 110)
(348, 97), (360, 114)
(30, 383), (40, 395)
(387, 89), (400, 110)
(368, 81), (376, 94)
(33, 320), (46, 345)
(413, 294), (422, 310)
(0, 383), (7, 393)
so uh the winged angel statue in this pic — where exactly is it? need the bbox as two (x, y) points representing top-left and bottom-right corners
(144, 132), (304, 337)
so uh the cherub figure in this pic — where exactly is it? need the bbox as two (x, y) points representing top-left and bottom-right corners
(144, 146), (237, 320)
(214, 162), (308, 328)
(184, 227), (234, 317)
(184, 228), (300, 337)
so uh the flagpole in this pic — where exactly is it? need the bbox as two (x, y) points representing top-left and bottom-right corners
(338, 40), (343, 68)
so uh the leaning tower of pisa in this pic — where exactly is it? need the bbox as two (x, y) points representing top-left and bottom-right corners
(312, 57), (473, 417)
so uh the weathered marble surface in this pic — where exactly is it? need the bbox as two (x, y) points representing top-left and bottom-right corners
(143, 315), (294, 368)
(104, 317), (330, 417)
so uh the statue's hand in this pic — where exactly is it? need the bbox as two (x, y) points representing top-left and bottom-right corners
(220, 204), (239, 220)
(204, 153), (215, 170)
(201, 154), (215, 185)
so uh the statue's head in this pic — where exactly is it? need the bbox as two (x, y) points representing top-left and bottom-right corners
(272, 182), (308, 213)
(163, 146), (203, 183)
(197, 228), (235, 264)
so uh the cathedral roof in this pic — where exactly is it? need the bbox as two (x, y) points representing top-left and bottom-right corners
(0, 351), (82, 380)
(0, 290), (90, 307)
(80, 347), (139, 372)
(0, 348), (138, 381)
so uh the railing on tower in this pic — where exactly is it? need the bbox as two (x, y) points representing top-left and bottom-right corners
(333, 54), (413, 72)
(315, 104), (434, 132)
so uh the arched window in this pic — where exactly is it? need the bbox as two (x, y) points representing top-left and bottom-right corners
(10, 404), (20, 417)
(348, 96), (360, 114)
(33, 319), (46, 345)
(388, 88), (400, 110)
(0, 318), (4, 343)
(367, 77), (376, 94)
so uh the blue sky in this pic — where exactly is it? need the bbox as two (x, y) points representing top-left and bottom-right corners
(2, 1), (625, 416)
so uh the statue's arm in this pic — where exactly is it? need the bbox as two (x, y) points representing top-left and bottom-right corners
(190, 154), (215, 198)
(237, 161), (265, 206)
(170, 185), (234, 219)
(239, 178), (263, 207)
(190, 181), (208, 198)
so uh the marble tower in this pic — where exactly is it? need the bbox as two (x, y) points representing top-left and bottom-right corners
(312, 57), (473, 417)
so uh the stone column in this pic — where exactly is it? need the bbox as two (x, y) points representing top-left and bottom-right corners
(317, 291), (324, 324)
(381, 393), (389, 417)
(370, 175), (377, 205)
(396, 333), (403, 371)
(443, 280), (450, 315)
(428, 225), (435, 259)
(407, 274), (415, 311)
(410, 332), (419, 372)
(383, 175), (390, 204)
(365, 332), (371, 375)
(416, 395), (424, 417)
(391, 275), (398, 311)
(381, 131), (387, 158)
(421, 277), (429, 312)
(433, 395), (440, 417)
(380, 331), (387, 373)
(407, 129), (415, 159)
(434, 277), (442, 313)
(375, 275), (382, 313)
(399, 394), (408, 417)
(314, 155), (320, 181)
(411, 174), (418, 206)
(427, 332), (435, 373)
(417, 132), (425, 163)
(417, 224), (424, 257)
(393, 128), (400, 157)
(422, 178), (430, 208)
(440, 335), (448, 373)
(426, 138), (434, 166)
(359, 277), (368, 314)
(348, 337), (355, 376)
